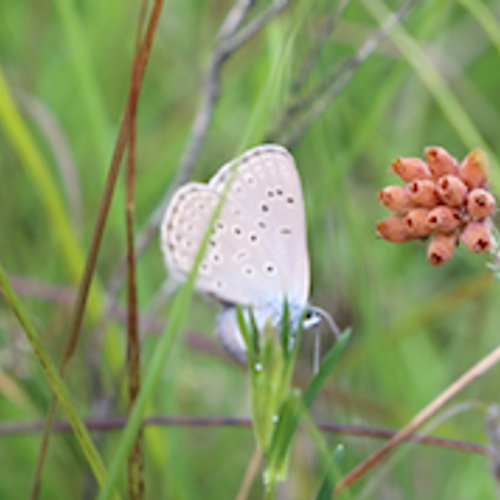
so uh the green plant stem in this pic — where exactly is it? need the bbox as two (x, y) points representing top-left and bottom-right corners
(0, 262), (118, 499)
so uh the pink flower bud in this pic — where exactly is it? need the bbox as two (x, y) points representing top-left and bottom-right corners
(408, 179), (440, 208)
(391, 157), (432, 182)
(426, 206), (463, 233)
(460, 221), (491, 253)
(404, 208), (433, 238)
(378, 186), (415, 212)
(376, 215), (410, 242)
(427, 233), (457, 266)
(436, 175), (468, 207)
(425, 146), (459, 179)
(467, 189), (497, 219)
(460, 150), (488, 189)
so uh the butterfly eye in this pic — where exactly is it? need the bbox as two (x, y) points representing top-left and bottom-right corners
(303, 310), (321, 329)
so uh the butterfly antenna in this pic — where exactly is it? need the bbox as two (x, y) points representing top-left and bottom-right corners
(310, 306), (342, 340)
(313, 330), (321, 374)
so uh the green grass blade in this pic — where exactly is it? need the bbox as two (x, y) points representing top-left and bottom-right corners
(363, 0), (500, 193)
(265, 330), (351, 488)
(303, 329), (351, 407)
(0, 67), (102, 319)
(264, 390), (303, 489)
(97, 134), (240, 498)
(0, 261), (118, 499)
(54, 0), (110, 169)
(460, 0), (500, 56)
(314, 446), (344, 500)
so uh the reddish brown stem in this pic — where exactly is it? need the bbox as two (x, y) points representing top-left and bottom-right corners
(124, 2), (151, 498)
(29, 2), (164, 498)
(333, 343), (500, 496)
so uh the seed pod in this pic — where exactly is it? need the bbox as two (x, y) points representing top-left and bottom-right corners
(391, 157), (432, 182)
(467, 188), (497, 219)
(460, 149), (488, 189)
(427, 206), (463, 233)
(404, 208), (433, 238)
(436, 175), (468, 207)
(460, 221), (491, 253)
(408, 179), (440, 208)
(425, 146), (459, 179)
(427, 233), (457, 266)
(376, 214), (410, 242)
(378, 185), (415, 212)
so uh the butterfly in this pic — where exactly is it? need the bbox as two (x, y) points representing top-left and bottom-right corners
(160, 144), (335, 362)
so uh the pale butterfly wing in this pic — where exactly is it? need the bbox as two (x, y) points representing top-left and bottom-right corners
(216, 305), (296, 363)
(160, 144), (311, 360)
(216, 308), (248, 362)
(162, 183), (297, 306)
(209, 145), (310, 305)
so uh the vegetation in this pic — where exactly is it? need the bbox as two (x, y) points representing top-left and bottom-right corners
(1, 1), (500, 498)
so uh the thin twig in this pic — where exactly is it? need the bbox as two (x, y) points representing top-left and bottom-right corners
(105, 0), (290, 308)
(3, 274), (240, 363)
(218, 0), (255, 41)
(125, 3), (148, 497)
(29, 3), (164, 498)
(290, 0), (349, 95)
(356, 401), (484, 499)
(0, 415), (488, 456)
(270, 1), (414, 147)
(334, 343), (500, 496)
(486, 405), (500, 498)
(236, 447), (263, 500)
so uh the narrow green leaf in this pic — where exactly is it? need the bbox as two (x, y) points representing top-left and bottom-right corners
(265, 330), (351, 486)
(0, 67), (103, 319)
(314, 445), (345, 500)
(460, 0), (500, 57)
(54, 0), (110, 169)
(264, 390), (303, 484)
(303, 329), (351, 407)
(0, 262), (118, 499)
(98, 128), (247, 500)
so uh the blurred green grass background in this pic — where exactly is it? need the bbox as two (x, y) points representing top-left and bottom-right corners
(1, 0), (500, 498)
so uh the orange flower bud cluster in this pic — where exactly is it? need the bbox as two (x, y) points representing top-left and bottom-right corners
(377, 147), (497, 266)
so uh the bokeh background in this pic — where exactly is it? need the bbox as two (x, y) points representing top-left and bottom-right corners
(1, 1), (500, 498)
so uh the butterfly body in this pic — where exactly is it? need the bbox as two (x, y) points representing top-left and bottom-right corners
(161, 144), (313, 361)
